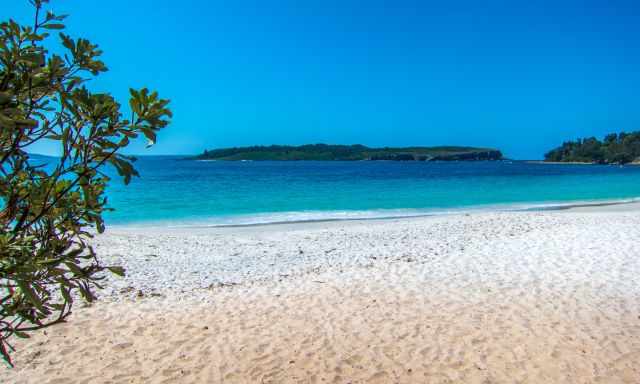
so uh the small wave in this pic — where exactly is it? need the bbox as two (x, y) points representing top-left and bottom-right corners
(515, 197), (640, 211)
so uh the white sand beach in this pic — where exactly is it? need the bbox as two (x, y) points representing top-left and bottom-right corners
(3, 206), (640, 383)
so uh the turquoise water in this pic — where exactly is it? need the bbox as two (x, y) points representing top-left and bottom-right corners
(101, 157), (640, 226)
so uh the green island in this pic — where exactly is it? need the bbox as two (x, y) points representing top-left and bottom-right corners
(544, 131), (640, 164)
(194, 144), (503, 161)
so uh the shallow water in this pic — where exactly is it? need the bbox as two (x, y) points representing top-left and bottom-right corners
(93, 157), (640, 226)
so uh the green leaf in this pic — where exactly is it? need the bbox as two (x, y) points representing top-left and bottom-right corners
(64, 261), (85, 277)
(46, 11), (69, 22)
(14, 119), (39, 128)
(60, 33), (75, 51)
(19, 52), (44, 65)
(141, 128), (157, 143)
(0, 92), (11, 104)
(96, 217), (105, 233)
(0, 341), (13, 368)
(41, 23), (65, 30)
(66, 248), (84, 258)
(16, 281), (45, 313)
(0, 113), (16, 129)
(107, 266), (125, 277)
(60, 285), (73, 304)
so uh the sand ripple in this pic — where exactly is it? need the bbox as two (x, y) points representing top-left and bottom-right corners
(3, 211), (640, 383)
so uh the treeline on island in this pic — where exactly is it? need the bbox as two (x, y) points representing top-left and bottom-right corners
(544, 131), (640, 164)
(195, 144), (503, 161)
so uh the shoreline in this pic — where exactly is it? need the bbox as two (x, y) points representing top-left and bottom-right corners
(525, 160), (597, 165)
(106, 197), (640, 231)
(526, 160), (640, 166)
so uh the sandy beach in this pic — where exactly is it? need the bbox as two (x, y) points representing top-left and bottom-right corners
(3, 206), (640, 383)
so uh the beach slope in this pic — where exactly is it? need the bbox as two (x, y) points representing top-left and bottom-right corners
(3, 208), (640, 383)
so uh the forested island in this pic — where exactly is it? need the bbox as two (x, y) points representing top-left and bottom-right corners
(544, 131), (640, 164)
(195, 144), (503, 161)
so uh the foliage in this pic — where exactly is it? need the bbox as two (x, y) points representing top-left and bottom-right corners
(196, 144), (502, 161)
(544, 131), (640, 164)
(0, 0), (171, 365)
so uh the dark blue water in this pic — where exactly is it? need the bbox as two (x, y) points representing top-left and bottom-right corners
(101, 157), (640, 226)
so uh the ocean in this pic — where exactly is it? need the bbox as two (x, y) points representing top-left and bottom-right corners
(100, 156), (640, 227)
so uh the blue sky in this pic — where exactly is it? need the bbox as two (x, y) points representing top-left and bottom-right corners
(7, 0), (640, 159)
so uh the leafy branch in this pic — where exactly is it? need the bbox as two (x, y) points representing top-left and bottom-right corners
(0, 0), (171, 366)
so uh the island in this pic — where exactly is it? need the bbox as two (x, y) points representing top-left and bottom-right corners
(194, 144), (503, 161)
(544, 131), (640, 164)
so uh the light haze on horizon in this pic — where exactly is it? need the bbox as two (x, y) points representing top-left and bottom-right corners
(6, 0), (640, 159)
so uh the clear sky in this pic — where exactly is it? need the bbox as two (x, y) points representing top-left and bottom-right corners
(7, 0), (640, 159)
